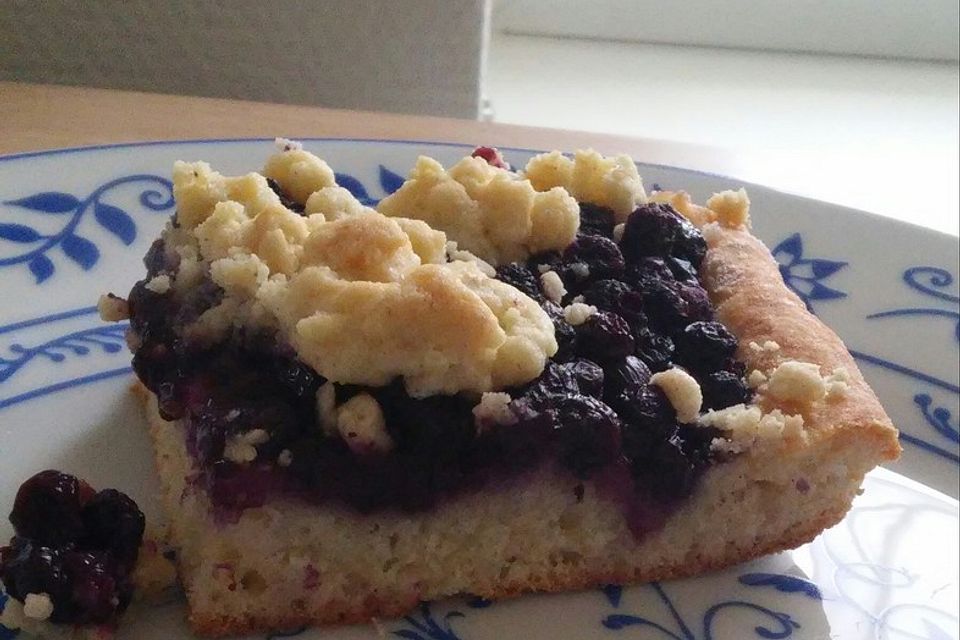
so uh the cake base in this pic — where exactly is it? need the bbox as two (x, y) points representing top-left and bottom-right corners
(140, 387), (887, 637)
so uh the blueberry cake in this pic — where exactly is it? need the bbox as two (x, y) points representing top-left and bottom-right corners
(102, 141), (899, 636)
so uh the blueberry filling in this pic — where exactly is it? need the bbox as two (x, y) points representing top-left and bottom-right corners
(0, 471), (144, 625)
(122, 195), (751, 536)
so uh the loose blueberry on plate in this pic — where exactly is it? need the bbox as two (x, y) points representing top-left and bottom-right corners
(1, 471), (145, 627)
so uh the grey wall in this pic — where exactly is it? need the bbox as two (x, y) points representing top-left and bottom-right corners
(0, 0), (489, 118)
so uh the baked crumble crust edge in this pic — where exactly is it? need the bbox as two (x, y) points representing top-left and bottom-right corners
(135, 223), (899, 637)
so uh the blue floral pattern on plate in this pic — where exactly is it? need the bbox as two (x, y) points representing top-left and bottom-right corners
(0, 175), (174, 283)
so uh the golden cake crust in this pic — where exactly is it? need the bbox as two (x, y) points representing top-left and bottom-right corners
(700, 223), (899, 458)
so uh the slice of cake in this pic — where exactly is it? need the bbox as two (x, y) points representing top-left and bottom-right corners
(105, 141), (899, 637)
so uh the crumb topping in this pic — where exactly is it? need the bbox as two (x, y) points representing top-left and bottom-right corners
(748, 340), (781, 353)
(650, 367), (703, 423)
(764, 361), (828, 405)
(706, 188), (751, 229)
(824, 367), (851, 399)
(166, 149), (558, 396)
(336, 393), (393, 454)
(540, 270), (567, 304)
(702, 404), (806, 454)
(562, 302), (597, 326)
(747, 369), (768, 388)
(523, 149), (647, 222)
(376, 155), (580, 264)
(223, 429), (270, 464)
(144, 274), (171, 294)
(97, 293), (129, 322)
(472, 391), (516, 431)
(22, 593), (54, 621)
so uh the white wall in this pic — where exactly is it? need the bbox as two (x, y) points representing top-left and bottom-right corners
(494, 0), (959, 62)
(0, 0), (490, 118)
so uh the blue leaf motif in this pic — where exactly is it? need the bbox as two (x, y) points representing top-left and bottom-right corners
(772, 234), (803, 265)
(0, 223), (42, 243)
(0, 174), (172, 284)
(5, 191), (79, 213)
(28, 255), (54, 283)
(61, 234), (99, 270)
(465, 595), (492, 608)
(806, 282), (847, 302)
(602, 583), (623, 607)
(738, 573), (823, 600)
(94, 202), (136, 245)
(810, 259), (847, 279)
(335, 172), (373, 204)
(380, 165), (405, 195)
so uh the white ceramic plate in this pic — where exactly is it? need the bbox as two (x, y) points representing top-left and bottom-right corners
(0, 139), (957, 640)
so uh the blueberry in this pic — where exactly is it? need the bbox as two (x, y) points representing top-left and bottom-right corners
(582, 279), (629, 309)
(603, 356), (651, 404)
(10, 471), (94, 547)
(562, 359), (605, 398)
(620, 203), (706, 267)
(631, 435), (697, 501)
(477, 398), (553, 475)
(700, 370), (752, 410)
(576, 311), (635, 362)
(542, 301), (577, 362)
(0, 539), (70, 616)
(634, 329), (675, 372)
(79, 490), (146, 568)
(525, 361), (580, 405)
(552, 395), (622, 479)
(723, 358), (748, 378)
(666, 257), (699, 282)
(526, 250), (562, 276)
(581, 279), (645, 325)
(142, 238), (176, 277)
(625, 256), (675, 287)
(637, 279), (691, 332)
(676, 283), (714, 323)
(578, 203), (616, 238)
(269, 357), (323, 400)
(495, 263), (545, 302)
(616, 386), (673, 436)
(620, 203), (683, 262)
(676, 423), (721, 466)
(676, 321), (738, 371)
(63, 549), (131, 624)
(561, 235), (625, 287)
(673, 214), (708, 268)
